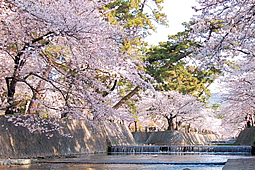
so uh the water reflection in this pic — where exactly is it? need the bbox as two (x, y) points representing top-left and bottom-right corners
(0, 163), (224, 170)
(0, 153), (253, 170)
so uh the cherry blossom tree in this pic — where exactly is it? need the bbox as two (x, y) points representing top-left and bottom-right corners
(134, 90), (218, 131)
(190, 0), (254, 68)
(0, 0), (155, 135)
(218, 59), (255, 130)
(188, 0), (255, 137)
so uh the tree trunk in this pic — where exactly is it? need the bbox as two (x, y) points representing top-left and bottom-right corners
(28, 65), (52, 116)
(167, 118), (174, 130)
(176, 120), (182, 130)
(5, 33), (53, 115)
(134, 121), (138, 132)
(185, 123), (191, 133)
(113, 85), (140, 110)
(251, 113), (254, 127)
(166, 118), (173, 130)
(5, 54), (22, 115)
(5, 77), (18, 115)
(166, 114), (176, 130)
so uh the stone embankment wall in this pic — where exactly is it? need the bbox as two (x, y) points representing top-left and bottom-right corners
(0, 116), (135, 159)
(133, 131), (219, 145)
(235, 127), (255, 146)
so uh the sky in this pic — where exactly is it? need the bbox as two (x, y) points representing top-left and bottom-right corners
(145, 0), (199, 45)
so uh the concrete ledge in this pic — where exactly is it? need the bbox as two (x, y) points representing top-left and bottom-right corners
(223, 158), (255, 170)
(0, 159), (37, 165)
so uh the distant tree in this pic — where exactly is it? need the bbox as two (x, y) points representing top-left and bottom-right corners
(136, 91), (210, 131)
(114, 28), (221, 130)
(145, 29), (221, 103)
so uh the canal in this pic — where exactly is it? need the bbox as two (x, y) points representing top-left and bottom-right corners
(0, 153), (254, 170)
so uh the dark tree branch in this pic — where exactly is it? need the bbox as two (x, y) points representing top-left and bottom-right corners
(113, 85), (140, 110)
(103, 79), (117, 97)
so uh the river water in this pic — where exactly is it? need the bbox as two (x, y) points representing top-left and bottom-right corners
(0, 153), (254, 170)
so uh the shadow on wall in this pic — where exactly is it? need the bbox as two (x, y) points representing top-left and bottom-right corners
(0, 116), (135, 159)
(235, 127), (255, 146)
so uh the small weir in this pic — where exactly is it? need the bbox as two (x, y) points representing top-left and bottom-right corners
(109, 145), (252, 155)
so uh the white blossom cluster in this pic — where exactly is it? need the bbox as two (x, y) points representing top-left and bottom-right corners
(4, 115), (72, 139)
(190, 0), (255, 68)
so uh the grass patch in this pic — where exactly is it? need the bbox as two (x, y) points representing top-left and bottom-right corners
(211, 143), (239, 146)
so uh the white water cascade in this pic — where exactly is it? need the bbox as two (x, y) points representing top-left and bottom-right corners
(109, 145), (252, 155)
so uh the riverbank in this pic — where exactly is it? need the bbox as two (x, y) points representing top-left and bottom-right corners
(1, 115), (255, 169)
(0, 116), (134, 159)
(235, 127), (255, 146)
